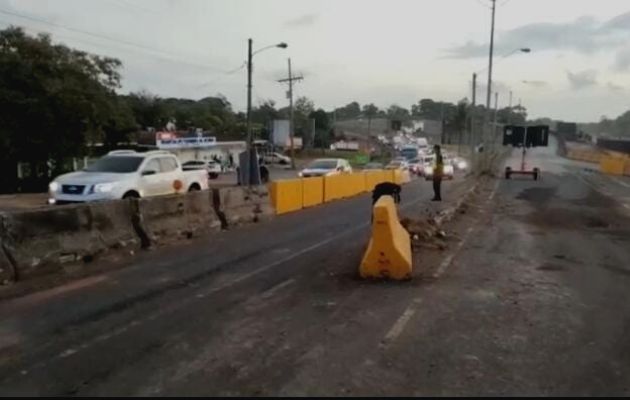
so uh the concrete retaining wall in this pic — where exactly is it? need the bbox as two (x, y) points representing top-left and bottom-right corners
(0, 185), (272, 283)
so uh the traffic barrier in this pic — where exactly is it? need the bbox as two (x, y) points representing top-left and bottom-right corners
(347, 173), (366, 197)
(302, 177), (324, 208)
(385, 169), (396, 183)
(364, 170), (386, 192)
(0, 186), (274, 283)
(360, 195), (412, 280)
(217, 185), (274, 225)
(599, 156), (626, 176)
(269, 179), (303, 214)
(324, 174), (345, 202)
(566, 149), (604, 163)
(0, 201), (137, 279)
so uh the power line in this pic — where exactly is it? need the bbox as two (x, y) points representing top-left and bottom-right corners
(0, 8), (228, 72)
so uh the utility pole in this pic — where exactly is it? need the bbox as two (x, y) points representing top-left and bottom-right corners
(508, 90), (513, 125)
(246, 38), (253, 150)
(278, 58), (303, 169)
(484, 0), (497, 144)
(470, 72), (477, 154)
(492, 92), (499, 144)
(440, 102), (445, 144)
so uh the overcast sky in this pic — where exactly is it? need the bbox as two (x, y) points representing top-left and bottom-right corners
(1, 0), (630, 122)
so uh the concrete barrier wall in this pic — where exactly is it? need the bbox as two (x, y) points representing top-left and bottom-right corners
(217, 185), (274, 225)
(0, 185), (272, 283)
(0, 201), (137, 279)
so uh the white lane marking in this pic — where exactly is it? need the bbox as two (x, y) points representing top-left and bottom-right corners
(260, 278), (296, 299)
(9, 223), (371, 377)
(382, 298), (422, 345)
(610, 175), (630, 189)
(432, 226), (475, 279)
(488, 178), (501, 201)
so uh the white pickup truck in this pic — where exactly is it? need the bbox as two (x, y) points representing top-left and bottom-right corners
(48, 150), (209, 204)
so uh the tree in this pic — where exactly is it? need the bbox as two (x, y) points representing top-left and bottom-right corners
(362, 103), (379, 136)
(294, 96), (315, 137)
(386, 104), (411, 121)
(251, 99), (279, 140)
(0, 27), (128, 189)
(334, 101), (361, 120)
(126, 91), (166, 130)
(309, 108), (332, 148)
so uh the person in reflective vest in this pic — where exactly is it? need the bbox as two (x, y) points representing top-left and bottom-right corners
(432, 145), (444, 201)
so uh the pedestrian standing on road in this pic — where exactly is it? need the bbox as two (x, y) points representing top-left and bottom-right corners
(432, 144), (444, 201)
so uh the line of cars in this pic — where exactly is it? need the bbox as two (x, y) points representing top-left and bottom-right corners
(382, 151), (468, 180)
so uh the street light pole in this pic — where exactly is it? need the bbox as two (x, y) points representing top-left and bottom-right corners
(242, 39), (287, 185)
(485, 0), (497, 137)
(470, 72), (477, 155)
(246, 38), (253, 150)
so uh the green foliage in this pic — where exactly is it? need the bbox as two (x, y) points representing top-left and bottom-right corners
(334, 101), (361, 120)
(0, 26), (127, 179)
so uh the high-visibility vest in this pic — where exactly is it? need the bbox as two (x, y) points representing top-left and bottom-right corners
(434, 154), (444, 177)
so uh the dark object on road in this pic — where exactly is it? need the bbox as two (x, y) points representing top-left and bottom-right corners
(432, 145), (443, 201)
(504, 125), (548, 180)
(372, 182), (401, 205)
(503, 125), (549, 148)
(260, 165), (269, 184)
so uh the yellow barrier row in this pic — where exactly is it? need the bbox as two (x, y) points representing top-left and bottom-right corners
(566, 149), (604, 163)
(600, 156), (627, 176)
(270, 170), (406, 215)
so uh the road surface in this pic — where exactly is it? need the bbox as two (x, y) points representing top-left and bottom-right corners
(1, 139), (630, 396)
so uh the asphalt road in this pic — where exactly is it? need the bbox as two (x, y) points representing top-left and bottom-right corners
(1, 138), (630, 396)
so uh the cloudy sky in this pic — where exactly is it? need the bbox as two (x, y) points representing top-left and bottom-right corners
(1, 0), (630, 122)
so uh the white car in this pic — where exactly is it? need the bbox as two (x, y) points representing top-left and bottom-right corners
(48, 150), (209, 204)
(263, 152), (291, 165)
(182, 160), (222, 179)
(424, 159), (455, 180)
(298, 158), (352, 178)
(385, 160), (409, 170)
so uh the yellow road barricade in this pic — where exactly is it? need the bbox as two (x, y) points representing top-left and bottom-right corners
(360, 195), (412, 280)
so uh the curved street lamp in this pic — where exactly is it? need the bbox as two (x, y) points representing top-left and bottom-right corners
(244, 39), (288, 185)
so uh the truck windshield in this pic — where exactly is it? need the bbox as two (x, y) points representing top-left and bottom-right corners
(308, 160), (337, 169)
(401, 148), (418, 160)
(85, 156), (144, 173)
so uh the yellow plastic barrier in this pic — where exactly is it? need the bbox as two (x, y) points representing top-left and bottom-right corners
(385, 169), (396, 183)
(302, 177), (324, 208)
(401, 170), (411, 183)
(364, 170), (386, 192)
(349, 173), (366, 196)
(324, 174), (344, 202)
(600, 156), (626, 176)
(269, 179), (303, 214)
(360, 195), (412, 280)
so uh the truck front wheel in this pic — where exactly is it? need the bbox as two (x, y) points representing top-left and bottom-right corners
(122, 191), (140, 199)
